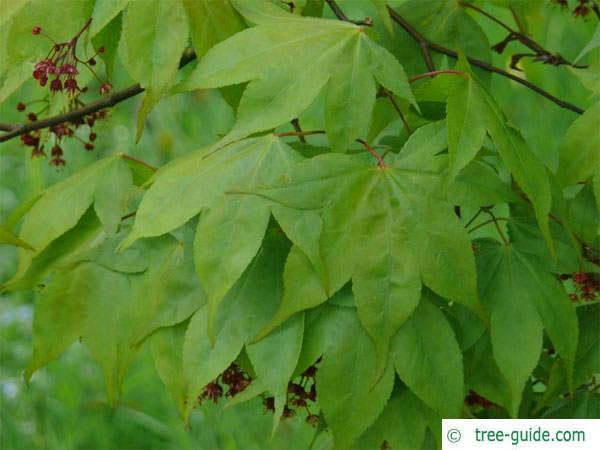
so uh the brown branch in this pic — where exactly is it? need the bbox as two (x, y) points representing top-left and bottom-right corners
(291, 119), (306, 143)
(274, 130), (325, 138)
(356, 138), (386, 168)
(460, 1), (586, 69)
(324, 0), (373, 26)
(121, 154), (157, 172)
(408, 69), (465, 83)
(0, 123), (13, 132)
(0, 49), (197, 143)
(387, 6), (584, 115)
(381, 88), (412, 135)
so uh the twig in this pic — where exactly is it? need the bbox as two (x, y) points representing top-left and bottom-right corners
(0, 123), (13, 132)
(291, 119), (306, 143)
(408, 69), (465, 83)
(468, 216), (510, 245)
(274, 130), (325, 138)
(121, 154), (157, 172)
(0, 49), (197, 143)
(460, 1), (586, 69)
(324, 0), (373, 26)
(387, 6), (584, 115)
(356, 138), (386, 168)
(381, 88), (412, 135)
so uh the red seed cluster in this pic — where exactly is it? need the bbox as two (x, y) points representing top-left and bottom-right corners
(563, 272), (600, 302)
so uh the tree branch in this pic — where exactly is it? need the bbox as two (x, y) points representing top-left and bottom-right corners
(0, 49), (197, 143)
(325, 0), (373, 26)
(460, 1), (586, 70)
(387, 6), (585, 115)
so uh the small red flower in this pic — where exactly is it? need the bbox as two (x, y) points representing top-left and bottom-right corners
(16, 102), (26, 111)
(50, 78), (63, 92)
(32, 26), (41, 35)
(64, 78), (78, 94)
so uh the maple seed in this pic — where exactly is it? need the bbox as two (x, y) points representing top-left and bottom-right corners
(32, 26), (41, 35)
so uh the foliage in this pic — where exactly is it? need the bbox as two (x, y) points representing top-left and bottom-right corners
(1, 0), (599, 448)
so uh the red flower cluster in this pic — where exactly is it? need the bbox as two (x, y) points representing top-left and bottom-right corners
(564, 272), (600, 302)
(263, 359), (320, 426)
(553, 0), (596, 18)
(31, 23), (109, 96)
(17, 20), (111, 166)
(18, 107), (107, 165)
(197, 363), (252, 405)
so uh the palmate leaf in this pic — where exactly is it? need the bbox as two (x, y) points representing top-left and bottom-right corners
(475, 239), (578, 417)
(178, 0), (415, 151)
(26, 234), (183, 403)
(243, 133), (482, 358)
(181, 231), (289, 421)
(2, 155), (134, 292)
(122, 136), (301, 337)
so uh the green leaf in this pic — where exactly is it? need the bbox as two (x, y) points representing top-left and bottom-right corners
(182, 0), (244, 59)
(447, 160), (516, 207)
(478, 82), (554, 259)
(178, 7), (413, 148)
(575, 23), (600, 64)
(194, 197), (270, 339)
(26, 235), (183, 403)
(317, 307), (395, 449)
(370, 0), (394, 34)
(255, 245), (327, 340)
(90, 0), (129, 36)
(93, 157), (134, 235)
(556, 102), (600, 187)
(391, 292), (464, 418)
(446, 75), (487, 182)
(245, 150), (481, 354)
(6, 156), (132, 288)
(464, 334), (512, 412)
(246, 313), (304, 434)
(121, 0), (189, 139)
(150, 321), (189, 418)
(123, 136), (300, 247)
(476, 240), (578, 416)
(356, 384), (428, 450)
(0, 225), (34, 250)
(182, 231), (289, 419)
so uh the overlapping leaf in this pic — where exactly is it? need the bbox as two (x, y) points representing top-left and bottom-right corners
(178, 0), (415, 150)
(3, 155), (135, 291)
(475, 239), (578, 417)
(243, 131), (482, 357)
(26, 234), (183, 403)
(123, 136), (301, 336)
